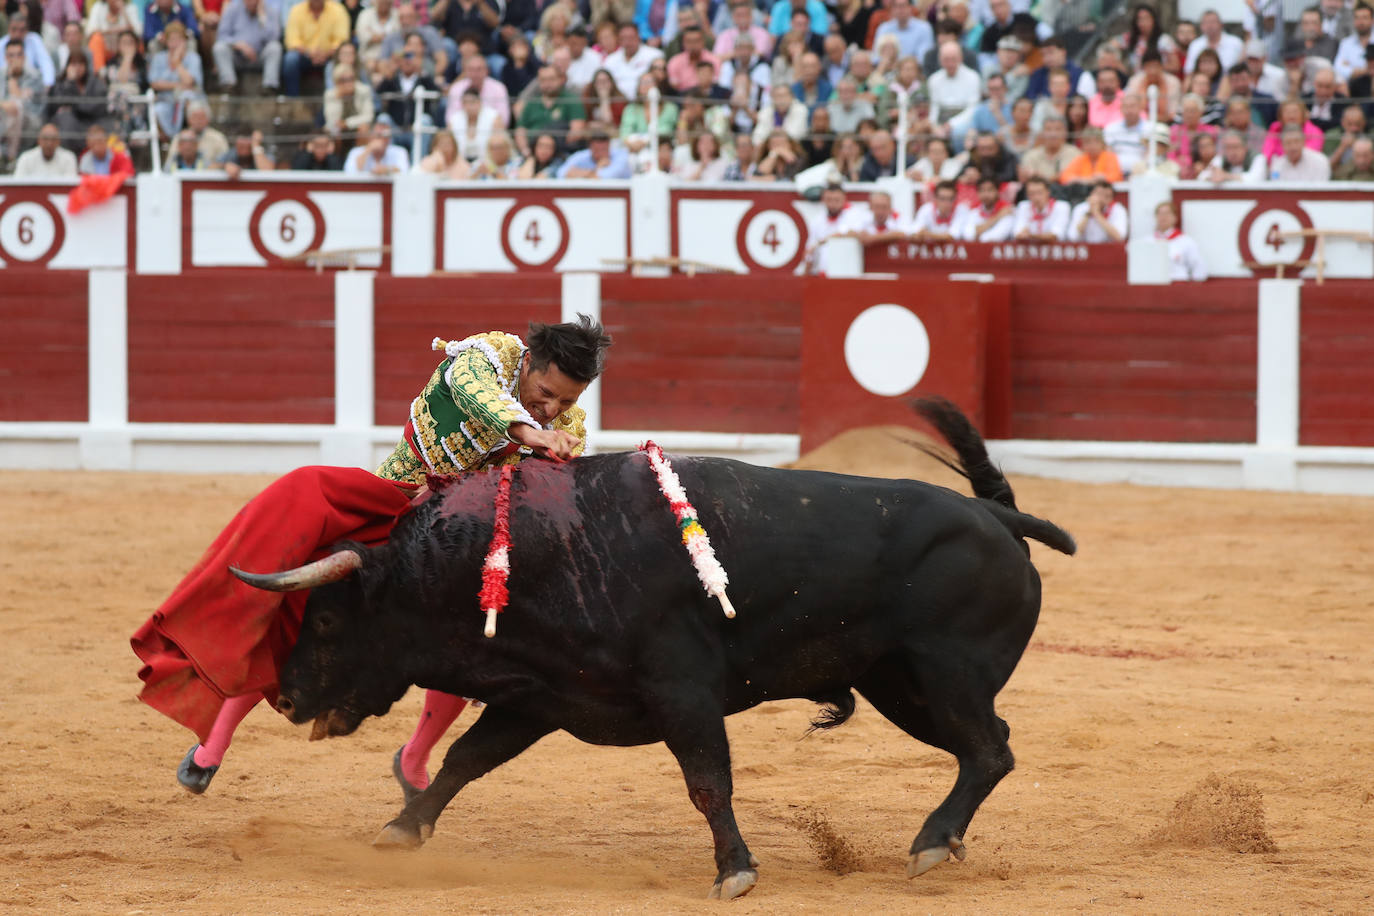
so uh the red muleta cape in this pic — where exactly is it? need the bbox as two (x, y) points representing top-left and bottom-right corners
(131, 466), (417, 742)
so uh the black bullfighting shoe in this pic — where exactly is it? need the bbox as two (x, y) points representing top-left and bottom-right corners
(392, 747), (425, 805)
(177, 745), (219, 795)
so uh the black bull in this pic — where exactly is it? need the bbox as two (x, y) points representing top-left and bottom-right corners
(234, 400), (1075, 899)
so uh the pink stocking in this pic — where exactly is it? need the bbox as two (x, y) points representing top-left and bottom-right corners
(192, 692), (262, 768)
(399, 691), (468, 788)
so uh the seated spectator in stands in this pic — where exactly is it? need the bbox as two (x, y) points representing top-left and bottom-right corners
(1244, 38), (1286, 98)
(77, 123), (133, 175)
(957, 175), (1014, 241)
(1154, 201), (1207, 281)
(791, 50), (832, 110)
(1068, 179), (1127, 243)
(717, 33), (768, 102)
(1346, 43), (1374, 104)
(552, 129), (629, 178)
(1025, 37), (1088, 101)
(671, 130), (728, 180)
(499, 35), (539, 99)
(1066, 93), (1091, 139)
(283, 0), (349, 97)
(563, 26), (602, 92)
(532, 3), (573, 66)
(907, 134), (961, 182)
(377, 33), (440, 154)
(857, 126), (898, 180)
(164, 127), (210, 170)
(1088, 66), (1124, 128)
(801, 129), (863, 182)
(471, 129), (521, 177)
(1262, 99), (1324, 159)
(666, 26), (717, 92)
(14, 122), (75, 176)
(291, 131), (343, 169)
(965, 71), (1010, 137)
(47, 51), (107, 151)
(1185, 9), (1243, 72)
(751, 82), (808, 146)
(1017, 114), (1076, 183)
(816, 32), (846, 87)
(1171, 18), (1199, 72)
(716, 0), (771, 58)
(378, 4), (448, 83)
(927, 40), (981, 126)
(847, 49), (886, 107)
(1201, 128), (1267, 183)
(1116, 2), (1175, 72)
(874, 0), (933, 64)
(967, 130), (1017, 184)
(1012, 175), (1069, 240)
(213, 0), (283, 93)
(0, 18), (50, 91)
(769, 0), (829, 40)
(1220, 96), (1265, 154)
(1131, 121), (1181, 177)
(449, 87), (499, 160)
(1029, 66), (1071, 134)
(414, 127), (471, 177)
(185, 99), (227, 161)
(1103, 91), (1146, 173)
(1333, 135), (1374, 179)
(798, 104), (832, 165)
(323, 63), (374, 135)
(689, 59), (730, 103)
(581, 68), (625, 132)
(1225, 62), (1275, 128)
(1325, 105), (1366, 167)
(1, 43), (42, 162)
(1169, 94), (1217, 168)
(515, 131), (563, 177)
(1125, 49), (1180, 121)
(619, 71), (676, 161)
(326, 42), (368, 89)
(1267, 123), (1332, 180)
(1059, 126), (1123, 189)
(751, 126), (805, 180)
(103, 31), (149, 132)
(451, 53), (510, 127)
(910, 179), (963, 241)
(803, 181), (854, 272)
(343, 118), (409, 174)
(354, 0), (398, 74)
(844, 189), (909, 244)
(721, 130), (754, 178)
(144, 0), (200, 49)
(1295, 7), (1338, 61)
(1333, 1), (1372, 84)
(149, 22), (205, 136)
(432, 0), (500, 58)
(1319, 0), (1353, 42)
(998, 94), (1033, 156)
(515, 64), (585, 155)
(85, 0), (141, 71)
(54, 21), (87, 75)
(218, 129), (274, 177)
(828, 76), (875, 135)
(1303, 66), (1346, 133)
(987, 34), (1029, 100)
(604, 21), (663, 98)
(1180, 130), (1218, 178)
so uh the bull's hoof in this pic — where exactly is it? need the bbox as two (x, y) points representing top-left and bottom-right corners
(907, 836), (967, 878)
(372, 820), (432, 850)
(708, 868), (757, 900)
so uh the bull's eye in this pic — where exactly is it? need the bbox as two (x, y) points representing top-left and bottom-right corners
(314, 612), (336, 634)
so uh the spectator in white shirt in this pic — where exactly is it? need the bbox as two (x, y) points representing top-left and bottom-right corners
(1202, 128), (1268, 183)
(927, 41), (983, 125)
(13, 122), (78, 177)
(604, 21), (664, 98)
(1154, 200), (1208, 281)
(1013, 175), (1070, 240)
(806, 181), (858, 274)
(1333, 2), (1372, 83)
(564, 26), (603, 91)
(958, 175), (1015, 241)
(448, 87), (500, 161)
(343, 119), (411, 175)
(911, 179), (965, 240)
(1268, 124), (1332, 180)
(874, 0), (935, 64)
(1185, 10), (1245, 73)
(1104, 91), (1148, 174)
(847, 189), (911, 243)
(1068, 180), (1128, 243)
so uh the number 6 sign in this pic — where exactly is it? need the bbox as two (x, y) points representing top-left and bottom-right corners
(735, 204), (806, 272)
(248, 193), (326, 263)
(0, 195), (66, 266)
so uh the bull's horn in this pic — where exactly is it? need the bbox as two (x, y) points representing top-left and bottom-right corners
(230, 550), (362, 592)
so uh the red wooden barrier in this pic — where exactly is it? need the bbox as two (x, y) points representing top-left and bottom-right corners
(0, 273), (88, 421)
(127, 272), (335, 423)
(1299, 287), (1374, 447)
(1009, 280), (1258, 442)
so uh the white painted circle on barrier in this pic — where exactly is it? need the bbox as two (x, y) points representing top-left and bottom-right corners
(741, 208), (801, 269)
(257, 199), (318, 259)
(505, 205), (563, 266)
(844, 304), (930, 397)
(1245, 209), (1306, 265)
(0, 201), (58, 262)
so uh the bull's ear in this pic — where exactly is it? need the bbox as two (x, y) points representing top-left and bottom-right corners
(231, 549), (363, 592)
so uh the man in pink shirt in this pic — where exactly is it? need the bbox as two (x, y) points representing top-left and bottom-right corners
(667, 26), (719, 91)
(447, 53), (510, 125)
(714, 0), (772, 59)
(1088, 66), (1124, 127)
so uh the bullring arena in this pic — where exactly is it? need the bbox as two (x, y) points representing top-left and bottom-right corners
(3, 171), (1374, 913)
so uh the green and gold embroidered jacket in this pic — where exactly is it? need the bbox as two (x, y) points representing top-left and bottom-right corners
(376, 331), (587, 485)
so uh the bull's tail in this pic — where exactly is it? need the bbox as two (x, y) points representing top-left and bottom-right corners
(910, 397), (1077, 557)
(805, 689), (857, 735)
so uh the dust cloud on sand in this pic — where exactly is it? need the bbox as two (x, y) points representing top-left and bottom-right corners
(2, 431), (1373, 913)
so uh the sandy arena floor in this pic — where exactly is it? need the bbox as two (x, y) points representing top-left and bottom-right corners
(1, 430), (1372, 914)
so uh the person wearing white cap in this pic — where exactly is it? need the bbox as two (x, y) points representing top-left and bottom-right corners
(1131, 120), (1181, 178)
(1246, 37), (1288, 97)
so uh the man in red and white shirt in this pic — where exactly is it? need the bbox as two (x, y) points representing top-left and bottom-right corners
(1153, 200), (1208, 281)
(1068, 179), (1129, 243)
(910, 179), (965, 241)
(957, 176), (1015, 242)
(1012, 176), (1070, 241)
(847, 189), (911, 243)
(806, 182), (857, 273)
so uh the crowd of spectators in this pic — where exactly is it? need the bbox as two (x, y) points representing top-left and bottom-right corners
(0, 0), (1372, 191)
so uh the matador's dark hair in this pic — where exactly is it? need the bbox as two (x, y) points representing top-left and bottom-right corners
(526, 313), (612, 383)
